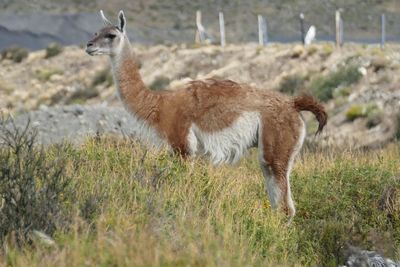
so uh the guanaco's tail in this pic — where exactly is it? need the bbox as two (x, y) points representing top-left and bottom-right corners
(294, 95), (327, 135)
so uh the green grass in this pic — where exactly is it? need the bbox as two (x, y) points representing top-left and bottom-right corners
(0, 137), (399, 266)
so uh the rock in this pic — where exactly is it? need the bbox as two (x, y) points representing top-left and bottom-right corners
(342, 245), (399, 267)
(72, 106), (84, 116)
(2, 105), (144, 146)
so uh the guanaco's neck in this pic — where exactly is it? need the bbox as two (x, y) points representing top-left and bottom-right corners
(110, 37), (159, 120)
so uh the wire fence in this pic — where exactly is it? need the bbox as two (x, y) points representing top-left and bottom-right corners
(193, 9), (400, 48)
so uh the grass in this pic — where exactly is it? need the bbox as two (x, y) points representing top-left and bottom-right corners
(0, 131), (399, 266)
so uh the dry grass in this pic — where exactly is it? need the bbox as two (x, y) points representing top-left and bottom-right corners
(0, 136), (399, 266)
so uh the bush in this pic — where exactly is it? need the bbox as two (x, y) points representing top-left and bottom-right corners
(0, 79), (14, 96)
(45, 43), (63, 59)
(345, 103), (380, 121)
(92, 68), (113, 87)
(371, 57), (390, 72)
(278, 74), (304, 95)
(332, 86), (352, 98)
(395, 113), (400, 141)
(308, 65), (362, 102)
(149, 75), (170, 91)
(34, 68), (63, 82)
(1, 47), (29, 63)
(66, 87), (99, 105)
(0, 118), (72, 247)
(321, 43), (334, 58)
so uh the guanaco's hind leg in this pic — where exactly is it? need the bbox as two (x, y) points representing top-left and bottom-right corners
(259, 117), (305, 223)
(260, 157), (295, 219)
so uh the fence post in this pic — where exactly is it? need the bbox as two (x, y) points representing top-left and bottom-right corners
(335, 10), (340, 46)
(300, 13), (305, 44)
(195, 10), (205, 43)
(219, 11), (226, 47)
(339, 16), (344, 46)
(258, 15), (264, 45)
(258, 15), (267, 45)
(381, 13), (386, 49)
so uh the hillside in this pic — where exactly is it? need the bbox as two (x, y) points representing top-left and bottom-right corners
(0, 0), (399, 45)
(1, 43), (400, 148)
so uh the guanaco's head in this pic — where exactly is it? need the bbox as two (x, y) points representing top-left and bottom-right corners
(86, 10), (127, 57)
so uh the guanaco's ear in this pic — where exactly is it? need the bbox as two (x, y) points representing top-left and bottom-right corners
(99, 10), (113, 26)
(118, 10), (126, 33)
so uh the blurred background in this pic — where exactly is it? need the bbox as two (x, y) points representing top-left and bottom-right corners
(0, 0), (399, 148)
(0, 0), (399, 49)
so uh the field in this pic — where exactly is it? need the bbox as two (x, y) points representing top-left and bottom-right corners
(0, 124), (399, 267)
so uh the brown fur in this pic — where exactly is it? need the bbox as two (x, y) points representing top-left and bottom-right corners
(111, 40), (326, 217)
(294, 94), (328, 134)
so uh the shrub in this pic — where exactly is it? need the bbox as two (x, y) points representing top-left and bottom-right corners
(34, 68), (63, 82)
(321, 43), (333, 58)
(395, 113), (400, 141)
(0, 79), (14, 96)
(1, 47), (29, 63)
(332, 86), (352, 98)
(149, 75), (170, 91)
(306, 45), (318, 56)
(366, 112), (383, 129)
(371, 57), (389, 72)
(308, 65), (362, 102)
(45, 43), (63, 59)
(278, 74), (305, 95)
(0, 118), (73, 247)
(66, 87), (99, 105)
(345, 103), (380, 121)
(92, 68), (113, 87)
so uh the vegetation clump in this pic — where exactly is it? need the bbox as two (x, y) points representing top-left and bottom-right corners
(149, 75), (170, 91)
(308, 65), (362, 102)
(278, 74), (305, 95)
(91, 68), (113, 88)
(34, 68), (63, 82)
(395, 113), (400, 141)
(45, 43), (63, 59)
(1, 47), (29, 63)
(0, 118), (72, 247)
(345, 103), (380, 121)
(66, 87), (99, 105)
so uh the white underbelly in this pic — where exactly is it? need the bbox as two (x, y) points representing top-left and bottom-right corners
(188, 111), (261, 165)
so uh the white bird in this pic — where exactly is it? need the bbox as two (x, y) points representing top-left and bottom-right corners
(304, 25), (316, 45)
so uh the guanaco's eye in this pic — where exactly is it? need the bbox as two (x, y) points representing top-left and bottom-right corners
(105, 33), (116, 39)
